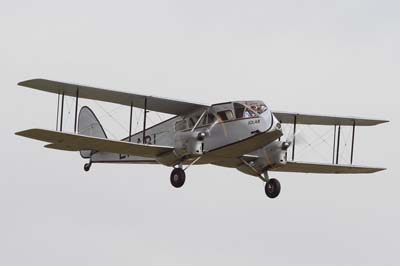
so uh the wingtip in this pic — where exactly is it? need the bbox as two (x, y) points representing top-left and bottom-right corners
(369, 119), (389, 126)
(17, 79), (35, 87)
(15, 129), (27, 136)
(369, 167), (387, 173)
(17, 78), (45, 87)
(15, 128), (40, 137)
(17, 80), (28, 86)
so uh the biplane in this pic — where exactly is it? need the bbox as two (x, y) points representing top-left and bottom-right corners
(15, 79), (388, 198)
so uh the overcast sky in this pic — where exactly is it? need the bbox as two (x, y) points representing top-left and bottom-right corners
(1, 0), (399, 265)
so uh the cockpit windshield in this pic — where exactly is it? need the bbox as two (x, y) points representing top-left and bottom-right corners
(234, 101), (269, 118)
(244, 101), (268, 114)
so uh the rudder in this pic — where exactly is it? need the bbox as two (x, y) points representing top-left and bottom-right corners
(78, 106), (107, 158)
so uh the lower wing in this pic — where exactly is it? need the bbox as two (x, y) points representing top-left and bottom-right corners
(270, 161), (385, 174)
(204, 129), (282, 159)
(15, 128), (174, 158)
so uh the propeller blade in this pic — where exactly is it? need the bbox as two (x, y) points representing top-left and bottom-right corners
(284, 129), (305, 146)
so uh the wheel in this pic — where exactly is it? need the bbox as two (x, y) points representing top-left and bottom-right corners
(265, 178), (281, 198)
(170, 168), (186, 188)
(84, 163), (91, 172)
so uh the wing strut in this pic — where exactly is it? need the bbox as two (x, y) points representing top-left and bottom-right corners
(350, 121), (356, 164)
(74, 88), (79, 133)
(143, 97), (147, 144)
(336, 125), (341, 164)
(60, 92), (65, 131)
(129, 102), (133, 142)
(331, 121), (356, 165)
(292, 115), (297, 161)
(332, 125), (337, 164)
(56, 93), (60, 131)
(55, 88), (79, 133)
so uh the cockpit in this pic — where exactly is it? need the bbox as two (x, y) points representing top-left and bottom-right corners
(174, 100), (269, 131)
(216, 101), (268, 120)
(239, 101), (268, 115)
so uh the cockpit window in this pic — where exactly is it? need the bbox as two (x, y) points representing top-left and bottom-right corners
(244, 109), (257, 118)
(234, 103), (257, 118)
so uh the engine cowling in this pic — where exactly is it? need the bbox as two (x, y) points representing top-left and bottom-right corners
(156, 131), (205, 166)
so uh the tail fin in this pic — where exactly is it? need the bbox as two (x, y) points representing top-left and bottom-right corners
(78, 106), (107, 158)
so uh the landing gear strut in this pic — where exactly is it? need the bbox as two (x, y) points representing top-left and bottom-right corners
(84, 162), (92, 172)
(264, 178), (281, 198)
(170, 168), (186, 188)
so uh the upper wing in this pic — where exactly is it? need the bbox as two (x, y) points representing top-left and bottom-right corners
(203, 129), (282, 159)
(270, 161), (385, 174)
(273, 111), (388, 126)
(18, 79), (208, 115)
(15, 128), (173, 157)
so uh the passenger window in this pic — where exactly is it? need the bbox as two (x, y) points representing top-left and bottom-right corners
(188, 115), (201, 128)
(200, 115), (208, 126)
(207, 114), (216, 124)
(175, 120), (187, 131)
(199, 113), (217, 126)
(188, 118), (196, 128)
(217, 110), (234, 121)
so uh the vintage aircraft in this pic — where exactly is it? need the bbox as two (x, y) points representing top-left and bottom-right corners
(15, 79), (388, 198)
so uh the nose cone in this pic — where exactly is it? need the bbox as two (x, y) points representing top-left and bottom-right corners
(272, 114), (283, 132)
(260, 109), (282, 133)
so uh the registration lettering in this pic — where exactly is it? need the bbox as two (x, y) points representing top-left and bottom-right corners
(248, 119), (260, 125)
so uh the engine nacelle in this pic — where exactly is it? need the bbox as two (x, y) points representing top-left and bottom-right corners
(241, 141), (288, 174)
(174, 131), (204, 155)
(263, 141), (288, 167)
(156, 131), (205, 166)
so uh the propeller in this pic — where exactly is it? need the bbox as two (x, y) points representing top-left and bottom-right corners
(282, 129), (305, 150)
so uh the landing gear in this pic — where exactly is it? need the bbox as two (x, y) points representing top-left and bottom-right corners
(264, 178), (281, 198)
(84, 162), (92, 172)
(170, 168), (186, 188)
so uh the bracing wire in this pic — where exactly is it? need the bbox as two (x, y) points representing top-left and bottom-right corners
(295, 127), (333, 162)
(93, 101), (128, 132)
(340, 127), (352, 163)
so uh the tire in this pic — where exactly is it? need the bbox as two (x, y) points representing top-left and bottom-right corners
(265, 178), (281, 198)
(170, 168), (186, 188)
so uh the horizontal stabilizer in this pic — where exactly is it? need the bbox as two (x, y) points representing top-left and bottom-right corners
(273, 111), (388, 126)
(270, 161), (385, 174)
(18, 79), (208, 115)
(15, 128), (174, 158)
(204, 129), (282, 158)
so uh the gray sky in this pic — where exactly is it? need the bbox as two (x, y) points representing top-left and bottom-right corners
(1, 0), (399, 265)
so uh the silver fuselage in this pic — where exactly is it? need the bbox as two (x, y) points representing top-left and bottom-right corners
(91, 100), (285, 174)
